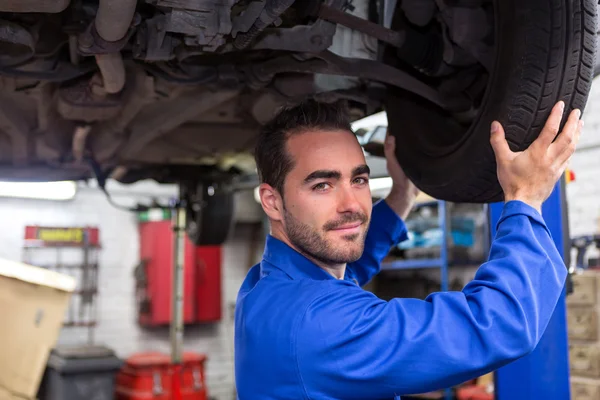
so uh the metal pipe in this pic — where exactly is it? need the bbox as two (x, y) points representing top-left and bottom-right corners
(72, 125), (91, 162)
(95, 0), (137, 43)
(317, 4), (406, 49)
(95, 53), (125, 93)
(91, 0), (136, 94)
(171, 202), (186, 364)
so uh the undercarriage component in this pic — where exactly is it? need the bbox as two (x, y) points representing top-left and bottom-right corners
(79, 0), (138, 94)
(231, 1), (266, 38)
(133, 15), (179, 61)
(90, 67), (155, 162)
(0, 59), (95, 81)
(233, 0), (295, 49)
(0, 0), (70, 13)
(436, 2), (494, 71)
(313, 0), (376, 92)
(95, 53), (126, 94)
(0, 20), (35, 66)
(72, 126), (91, 162)
(96, 0), (138, 42)
(78, 20), (135, 56)
(0, 93), (32, 165)
(317, 4), (405, 48)
(396, 27), (445, 76)
(250, 0), (344, 52)
(250, 51), (470, 112)
(166, 0), (236, 51)
(401, 0), (436, 26)
(57, 76), (123, 122)
(134, 0), (239, 55)
(121, 89), (241, 158)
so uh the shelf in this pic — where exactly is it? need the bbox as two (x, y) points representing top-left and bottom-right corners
(31, 264), (99, 270)
(381, 258), (444, 270)
(23, 241), (102, 249)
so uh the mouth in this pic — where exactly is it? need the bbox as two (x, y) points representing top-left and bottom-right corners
(330, 222), (363, 234)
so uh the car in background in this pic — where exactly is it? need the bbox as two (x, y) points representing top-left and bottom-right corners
(0, 0), (596, 244)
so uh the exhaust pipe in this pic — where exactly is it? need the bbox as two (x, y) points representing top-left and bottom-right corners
(93, 0), (137, 94)
(96, 0), (138, 43)
(94, 53), (125, 94)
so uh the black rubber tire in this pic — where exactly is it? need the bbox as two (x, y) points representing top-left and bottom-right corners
(385, 0), (597, 203)
(182, 180), (235, 245)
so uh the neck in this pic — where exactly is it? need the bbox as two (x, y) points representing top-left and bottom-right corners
(270, 226), (346, 280)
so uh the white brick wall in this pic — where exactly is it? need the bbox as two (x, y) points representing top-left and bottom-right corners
(566, 83), (600, 237)
(0, 180), (264, 400)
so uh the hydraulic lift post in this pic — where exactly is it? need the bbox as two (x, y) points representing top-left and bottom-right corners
(171, 201), (186, 400)
(491, 180), (571, 399)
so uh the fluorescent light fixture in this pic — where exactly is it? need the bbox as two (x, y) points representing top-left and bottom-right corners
(351, 111), (388, 131)
(0, 181), (77, 201)
(368, 177), (393, 192)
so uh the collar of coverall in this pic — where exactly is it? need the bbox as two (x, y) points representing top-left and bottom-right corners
(260, 234), (358, 283)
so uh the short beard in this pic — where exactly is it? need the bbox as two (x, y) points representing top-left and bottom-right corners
(282, 203), (368, 266)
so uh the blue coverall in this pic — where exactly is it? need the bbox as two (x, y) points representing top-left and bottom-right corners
(234, 199), (567, 399)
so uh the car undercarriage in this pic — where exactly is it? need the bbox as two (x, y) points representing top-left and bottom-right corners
(0, 0), (596, 243)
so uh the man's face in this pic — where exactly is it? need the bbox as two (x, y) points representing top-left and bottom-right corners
(280, 129), (372, 265)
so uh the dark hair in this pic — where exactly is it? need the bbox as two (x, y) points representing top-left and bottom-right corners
(254, 99), (353, 196)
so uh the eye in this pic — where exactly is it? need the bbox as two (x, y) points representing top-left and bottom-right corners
(353, 177), (369, 186)
(312, 182), (331, 192)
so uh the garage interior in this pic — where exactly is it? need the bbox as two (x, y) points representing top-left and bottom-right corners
(1, 85), (598, 400)
(0, 0), (599, 399)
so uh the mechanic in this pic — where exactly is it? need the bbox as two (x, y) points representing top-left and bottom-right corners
(234, 99), (582, 399)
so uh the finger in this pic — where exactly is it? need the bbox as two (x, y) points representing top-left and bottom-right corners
(553, 119), (583, 166)
(556, 157), (573, 180)
(549, 108), (581, 159)
(384, 134), (395, 158)
(490, 121), (512, 161)
(533, 101), (565, 150)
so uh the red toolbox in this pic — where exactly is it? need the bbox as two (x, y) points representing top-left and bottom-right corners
(456, 385), (494, 400)
(115, 352), (172, 400)
(179, 353), (207, 400)
(115, 352), (208, 400)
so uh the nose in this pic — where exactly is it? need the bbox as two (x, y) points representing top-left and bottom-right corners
(336, 184), (362, 214)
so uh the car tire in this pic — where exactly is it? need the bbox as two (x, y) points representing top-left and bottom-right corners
(182, 180), (235, 245)
(385, 0), (597, 203)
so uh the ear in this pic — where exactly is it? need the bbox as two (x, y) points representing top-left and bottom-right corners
(259, 183), (284, 222)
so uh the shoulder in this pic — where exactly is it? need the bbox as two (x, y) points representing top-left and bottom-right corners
(297, 282), (387, 336)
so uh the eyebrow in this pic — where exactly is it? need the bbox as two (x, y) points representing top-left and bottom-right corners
(303, 170), (341, 184)
(352, 164), (371, 177)
(303, 164), (371, 184)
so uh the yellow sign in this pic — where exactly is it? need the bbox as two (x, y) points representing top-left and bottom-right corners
(37, 228), (84, 243)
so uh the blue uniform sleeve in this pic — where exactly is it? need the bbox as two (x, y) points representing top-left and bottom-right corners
(346, 199), (408, 286)
(295, 201), (567, 399)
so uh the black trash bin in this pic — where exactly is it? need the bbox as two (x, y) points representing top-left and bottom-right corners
(38, 345), (123, 400)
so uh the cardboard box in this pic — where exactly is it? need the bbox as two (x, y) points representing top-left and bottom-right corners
(568, 273), (598, 306)
(0, 258), (75, 399)
(571, 377), (600, 400)
(568, 306), (599, 341)
(570, 344), (600, 378)
(0, 386), (31, 400)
